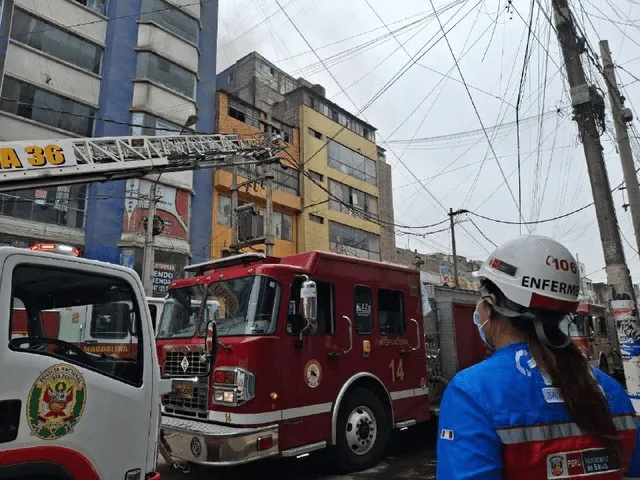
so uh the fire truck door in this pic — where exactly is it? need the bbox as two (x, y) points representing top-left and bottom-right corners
(281, 278), (338, 450)
(377, 287), (426, 422)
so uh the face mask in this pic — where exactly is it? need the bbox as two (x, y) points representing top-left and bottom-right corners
(474, 303), (495, 351)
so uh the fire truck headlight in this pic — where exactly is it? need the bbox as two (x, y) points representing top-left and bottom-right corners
(213, 367), (255, 406)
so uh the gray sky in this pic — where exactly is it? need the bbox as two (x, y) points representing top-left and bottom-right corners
(216, 0), (640, 284)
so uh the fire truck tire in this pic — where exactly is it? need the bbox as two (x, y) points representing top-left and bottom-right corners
(333, 387), (389, 473)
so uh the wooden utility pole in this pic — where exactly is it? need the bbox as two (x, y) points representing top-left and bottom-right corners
(600, 40), (640, 256)
(142, 180), (158, 296)
(553, 0), (639, 406)
(449, 208), (459, 287)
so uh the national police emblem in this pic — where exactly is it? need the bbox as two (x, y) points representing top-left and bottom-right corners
(549, 455), (565, 477)
(26, 363), (87, 440)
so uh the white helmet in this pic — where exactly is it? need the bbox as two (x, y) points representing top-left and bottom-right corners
(473, 235), (581, 314)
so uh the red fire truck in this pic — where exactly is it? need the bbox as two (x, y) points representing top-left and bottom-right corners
(566, 301), (621, 375)
(158, 251), (429, 472)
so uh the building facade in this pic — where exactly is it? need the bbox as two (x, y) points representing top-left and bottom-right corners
(217, 52), (396, 261)
(0, 0), (219, 296)
(395, 247), (483, 289)
(213, 89), (300, 258)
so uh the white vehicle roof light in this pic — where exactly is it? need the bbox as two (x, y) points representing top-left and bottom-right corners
(29, 243), (80, 257)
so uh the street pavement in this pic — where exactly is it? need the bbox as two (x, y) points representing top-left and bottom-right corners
(159, 423), (437, 479)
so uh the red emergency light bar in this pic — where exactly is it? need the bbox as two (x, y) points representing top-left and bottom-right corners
(29, 243), (80, 257)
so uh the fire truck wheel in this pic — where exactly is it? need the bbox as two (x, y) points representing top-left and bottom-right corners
(334, 387), (388, 472)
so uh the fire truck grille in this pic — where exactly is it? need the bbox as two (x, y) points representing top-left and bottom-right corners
(164, 350), (208, 377)
(163, 383), (209, 419)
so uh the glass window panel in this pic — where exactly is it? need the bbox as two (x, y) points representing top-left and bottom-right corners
(217, 195), (231, 227)
(141, 0), (199, 44)
(136, 51), (196, 98)
(11, 9), (103, 74)
(1, 77), (95, 136)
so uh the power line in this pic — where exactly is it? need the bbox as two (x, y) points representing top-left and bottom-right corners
(428, 0), (528, 232)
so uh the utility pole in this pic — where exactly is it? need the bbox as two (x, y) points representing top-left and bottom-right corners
(226, 125), (279, 256)
(449, 208), (459, 287)
(553, 0), (640, 407)
(230, 161), (239, 247)
(264, 124), (275, 257)
(141, 115), (198, 296)
(600, 40), (640, 256)
(142, 179), (158, 296)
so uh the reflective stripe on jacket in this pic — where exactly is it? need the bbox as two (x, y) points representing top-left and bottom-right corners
(436, 342), (640, 479)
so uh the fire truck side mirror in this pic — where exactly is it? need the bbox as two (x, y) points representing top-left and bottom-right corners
(300, 280), (317, 321)
(203, 320), (217, 370)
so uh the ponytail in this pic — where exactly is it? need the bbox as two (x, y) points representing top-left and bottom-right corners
(481, 280), (622, 463)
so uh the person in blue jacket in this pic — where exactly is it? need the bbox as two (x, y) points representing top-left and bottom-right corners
(436, 234), (640, 479)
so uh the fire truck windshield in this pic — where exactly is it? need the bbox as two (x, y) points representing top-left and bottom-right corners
(560, 314), (590, 338)
(156, 275), (280, 338)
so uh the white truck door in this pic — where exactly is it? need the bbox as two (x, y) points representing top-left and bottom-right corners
(0, 253), (155, 480)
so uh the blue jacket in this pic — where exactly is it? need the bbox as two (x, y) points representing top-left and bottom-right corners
(436, 342), (640, 479)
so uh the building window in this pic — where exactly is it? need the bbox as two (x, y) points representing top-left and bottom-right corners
(261, 63), (274, 76)
(308, 127), (322, 139)
(327, 141), (377, 186)
(11, 9), (103, 74)
(273, 211), (292, 241)
(223, 160), (299, 196)
(268, 121), (293, 144)
(329, 221), (380, 261)
(308, 170), (324, 182)
(73, 0), (107, 16)
(304, 94), (374, 142)
(0, 184), (87, 229)
(309, 213), (324, 224)
(141, 0), (199, 44)
(131, 112), (182, 136)
(378, 289), (405, 335)
(227, 99), (259, 128)
(136, 51), (196, 98)
(328, 179), (378, 220)
(217, 195), (232, 227)
(1, 77), (96, 136)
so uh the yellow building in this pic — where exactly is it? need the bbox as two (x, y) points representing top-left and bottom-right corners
(274, 85), (388, 261)
(216, 52), (396, 262)
(212, 90), (301, 258)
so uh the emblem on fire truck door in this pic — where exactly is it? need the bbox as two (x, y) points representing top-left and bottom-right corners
(26, 363), (87, 440)
(304, 360), (322, 388)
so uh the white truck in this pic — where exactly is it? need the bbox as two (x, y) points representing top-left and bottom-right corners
(0, 132), (281, 478)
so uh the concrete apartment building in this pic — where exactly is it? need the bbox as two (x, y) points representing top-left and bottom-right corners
(0, 0), (218, 296)
(216, 52), (396, 261)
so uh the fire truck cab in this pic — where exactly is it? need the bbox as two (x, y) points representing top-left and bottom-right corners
(566, 301), (617, 374)
(158, 251), (428, 472)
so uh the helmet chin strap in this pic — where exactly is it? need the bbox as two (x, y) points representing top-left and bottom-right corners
(481, 287), (571, 349)
(533, 317), (571, 349)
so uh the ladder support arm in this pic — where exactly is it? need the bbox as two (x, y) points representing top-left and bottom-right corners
(0, 133), (282, 191)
